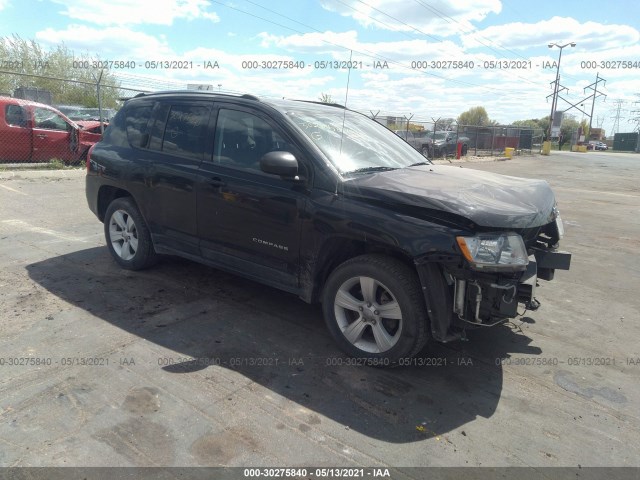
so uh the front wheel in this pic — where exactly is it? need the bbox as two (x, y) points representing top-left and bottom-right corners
(104, 197), (157, 270)
(321, 254), (429, 363)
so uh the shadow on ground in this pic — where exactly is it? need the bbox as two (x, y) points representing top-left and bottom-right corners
(27, 248), (544, 444)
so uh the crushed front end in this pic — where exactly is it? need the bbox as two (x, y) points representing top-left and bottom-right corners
(416, 211), (571, 342)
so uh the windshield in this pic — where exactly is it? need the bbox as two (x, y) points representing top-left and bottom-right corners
(425, 132), (448, 140)
(282, 104), (427, 174)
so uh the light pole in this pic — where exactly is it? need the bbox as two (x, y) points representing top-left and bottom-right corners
(547, 42), (576, 143)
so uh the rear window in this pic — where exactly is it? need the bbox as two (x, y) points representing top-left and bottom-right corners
(5, 104), (27, 127)
(148, 104), (211, 161)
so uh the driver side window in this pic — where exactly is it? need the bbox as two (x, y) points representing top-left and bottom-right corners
(34, 107), (71, 131)
(213, 109), (288, 172)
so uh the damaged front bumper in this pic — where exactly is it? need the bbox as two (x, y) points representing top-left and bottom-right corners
(416, 246), (572, 343)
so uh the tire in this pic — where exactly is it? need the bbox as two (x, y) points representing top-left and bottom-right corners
(421, 146), (429, 158)
(65, 148), (88, 166)
(321, 254), (429, 363)
(461, 144), (468, 156)
(104, 197), (157, 270)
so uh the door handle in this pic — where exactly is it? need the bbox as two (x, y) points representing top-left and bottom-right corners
(208, 177), (226, 187)
(36, 134), (47, 139)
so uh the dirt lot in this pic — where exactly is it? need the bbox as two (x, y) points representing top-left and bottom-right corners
(0, 152), (639, 475)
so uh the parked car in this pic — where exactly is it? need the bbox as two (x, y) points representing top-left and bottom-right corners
(424, 131), (470, 158)
(57, 105), (117, 122)
(86, 91), (571, 363)
(0, 96), (103, 164)
(393, 129), (426, 151)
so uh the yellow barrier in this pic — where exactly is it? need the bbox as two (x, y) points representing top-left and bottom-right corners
(541, 141), (551, 155)
(505, 147), (514, 158)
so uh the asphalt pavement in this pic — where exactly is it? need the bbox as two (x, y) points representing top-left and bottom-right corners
(0, 151), (639, 475)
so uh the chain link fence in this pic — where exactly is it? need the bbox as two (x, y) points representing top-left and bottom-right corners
(0, 71), (153, 165)
(0, 71), (544, 166)
(386, 120), (544, 159)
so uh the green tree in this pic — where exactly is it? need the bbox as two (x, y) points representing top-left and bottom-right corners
(457, 106), (493, 126)
(579, 119), (590, 140)
(512, 118), (547, 130)
(318, 92), (333, 104)
(559, 115), (580, 149)
(0, 35), (121, 108)
(435, 117), (456, 131)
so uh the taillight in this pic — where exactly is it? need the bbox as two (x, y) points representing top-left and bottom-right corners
(86, 144), (96, 172)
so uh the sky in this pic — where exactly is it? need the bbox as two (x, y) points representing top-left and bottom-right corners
(1, 0), (639, 134)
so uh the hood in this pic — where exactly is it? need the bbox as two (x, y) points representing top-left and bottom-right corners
(76, 120), (102, 130)
(343, 164), (556, 229)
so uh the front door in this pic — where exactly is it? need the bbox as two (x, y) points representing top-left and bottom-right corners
(196, 105), (309, 292)
(31, 106), (76, 162)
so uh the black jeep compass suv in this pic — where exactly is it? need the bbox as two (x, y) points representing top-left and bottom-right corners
(86, 91), (571, 363)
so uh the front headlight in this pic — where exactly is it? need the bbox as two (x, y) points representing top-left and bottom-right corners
(553, 205), (565, 240)
(456, 233), (529, 271)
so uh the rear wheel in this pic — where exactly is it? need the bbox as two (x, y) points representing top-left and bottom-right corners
(322, 254), (429, 363)
(104, 197), (157, 270)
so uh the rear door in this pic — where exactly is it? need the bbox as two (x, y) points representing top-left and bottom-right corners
(196, 104), (309, 291)
(142, 100), (214, 255)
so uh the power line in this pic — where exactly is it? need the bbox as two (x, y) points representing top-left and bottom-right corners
(347, 0), (540, 87)
(210, 0), (508, 93)
(411, 0), (529, 61)
(352, 0), (444, 43)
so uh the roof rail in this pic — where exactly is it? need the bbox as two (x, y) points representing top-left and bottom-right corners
(130, 90), (260, 101)
(289, 99), (346, 109)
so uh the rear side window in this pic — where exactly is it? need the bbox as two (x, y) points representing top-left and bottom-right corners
(125, 106), (153, 148)
(149, 104), (211, 161)
(5, 105), (27, 127)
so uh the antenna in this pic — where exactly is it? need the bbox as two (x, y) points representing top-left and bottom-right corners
(339, 50), (353, 155)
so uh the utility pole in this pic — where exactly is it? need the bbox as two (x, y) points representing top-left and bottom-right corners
(610, 99), (625, 136)
(584, 73), (606, 138)
(630, 95), (640, 132)
(92, 70), (105, 134)
(546, 42), (575, 141)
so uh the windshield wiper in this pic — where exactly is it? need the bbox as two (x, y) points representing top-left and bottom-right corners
(345, 166), (398, 175)
(406, 161), (431, 167)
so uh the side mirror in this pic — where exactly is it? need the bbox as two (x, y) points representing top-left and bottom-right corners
(260, 151), (299, 178)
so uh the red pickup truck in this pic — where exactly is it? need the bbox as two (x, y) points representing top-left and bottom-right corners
(0, 96), (104, 164)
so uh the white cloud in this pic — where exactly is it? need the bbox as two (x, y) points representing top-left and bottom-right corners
(35, 25), (173, 59)
(0, 0), (9, 11)
(50, 0), (219, 26)
(320, 0), (501, 36)
(462, 16), (639, 51)
(257, 30), (470, 68)
(258, 31), (360, 53)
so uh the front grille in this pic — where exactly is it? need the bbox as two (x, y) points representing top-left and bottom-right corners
(517, 226), (543, 248)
